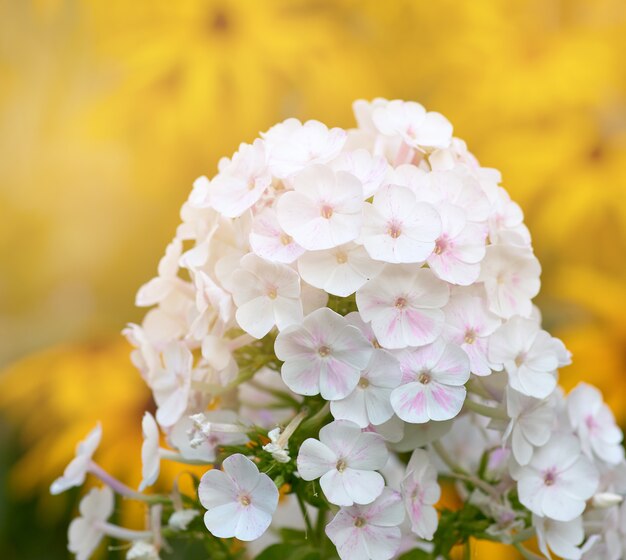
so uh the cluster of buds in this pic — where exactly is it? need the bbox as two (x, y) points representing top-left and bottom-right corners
(52, 99), (626, 560)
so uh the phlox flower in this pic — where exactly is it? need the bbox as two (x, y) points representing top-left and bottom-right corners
(426, 203), (487, 286)
(50, 423), (101, 495)
(200, 334), (238, 385)
(264, 118), (347, 178)
(325, 488), (405, 560)
(249, 208), (305, 264)
(208, 139), (272, 218)
(230, 253), (303, 338)
(136, 238), (186, 307)
(372, 99), (453, 151)
(488, 316), (561, 399)
(390, 338), (470, 423)
(479, 244), (541, 319)
(198, 453), (279, 541)
(401, 449), (441, 540)
(511, 434), (599, 522)
(505, 388), (554, 466)
(274, 307), (373, 400)
(297, 242), (384, 297)
(356, 266), (449, 349)
(534, 514), (586, 560)
(442, 292), (501, 376)
(361, 184), (441, 264)
(68, 486), (114, 560)
(277, 164), (363, 250)
(567, 383), (625, 465)
(151, 341), (193, 427)
(330, 148), (389, 198)
(297, 420), (388, 506)
(330, 348), (403, 427)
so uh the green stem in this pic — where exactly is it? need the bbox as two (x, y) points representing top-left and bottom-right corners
(296, 492), (314, 539)
(466, 378), (493, 400)
(432, 441), (467, 475)
(464, 399), (508, 421)
(299, 402), (331, 434)
(316, 508), (327, 545)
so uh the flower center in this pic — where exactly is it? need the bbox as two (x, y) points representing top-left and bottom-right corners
(335, 250), (348, 264)
(318, 345), (331, 357)
(372, 339), (381, 349)
(247, 177), (257, 191)
(434, 235), (449, 255)
(418, 371), (431, 384)
(239, 494), (251, 506)
(321, 204), (334, 219)
(358, 377), (370, 389)
(387, 220), (402, 239)
(514, 353), (526, 367)
(543, 469), (557, 486)
(464, 329), (477, 344)
(267, 287), (278, 300)
(280, 233), (293, 246)
(354, 516), (366, 528)
(336, 459), (347, 473)
(395, 296), (408, 309)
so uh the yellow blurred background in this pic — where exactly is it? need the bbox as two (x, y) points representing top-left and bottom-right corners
(1, 0), (625, 558)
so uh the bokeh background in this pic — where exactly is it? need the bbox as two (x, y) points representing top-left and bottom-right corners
(1, 0), (625, 558)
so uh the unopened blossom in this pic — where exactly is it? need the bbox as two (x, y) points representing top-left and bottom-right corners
(230, 253), (303, 338)
(489, 316), (562, 399)
(511, 434), (599, 522)
(50, 423), (101, 495)
(442, 292), (501, 375)
(264, 118), (347, 178)
(136, 238), (185, 307)
(505, 388), (554, 466)
(275, 307), (373, 400)
(68, 486), (114, 560)
(151, 342), (193, 427)
(567, 383), (624, 465)
(297, 242), (384, 297)
(390, 338), (470, 424)
(534, 514), (586, 560)
(361, 184), (441, 264)
(356, 266), (449, 349)
(277, 164), (363, 250)
(297, 420), (388, 506)
(479, 244), (541, 319)
(427, 203), (487, 285)
(262, 427), (291, 463)
(208, 139), (272, 218)
(198, 453), (279, 541)
(372, 99), (453, 151)
(401, 449), (441, 540)
(325, 488), (405, 560)
(331, 348), (402, 427)
(249, 208), (305, 264)
(126, 541), (160, 560)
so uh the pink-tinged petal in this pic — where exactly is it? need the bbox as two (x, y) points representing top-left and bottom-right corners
(319, 420), (363, 457)
(347, 432), (388, 471)
(371, 307), (408, 349)
(274, 325), (316, 361)
(320, 357), (361, 400)
(326, 512), (370, 560)
(364, 387), (395, 426)
(331, 389), (369, 428)
(297, 438), (337, 480)
(365, 489), (405, 527)
(361, 524), (402, 560)
(321, 469), (354, 506)
(410, 503), (438, 540)
(234, 505), (273, 541)
(341, 468), (385, 505)
(363, 350), (402, 388)
(431, 342), (470, 386)
(203, 502), (242, 538)
(463, 340), (492, 376)
(272, 297), (304, 331)
(390, 383), (429, 423)
(410, 269), (450, 308)
(281, 358), (321, 396)
(330, 326), (373, 370)
(401, 307), (445, 347)
(425, 383), (466, 421)
(235, 297), (277, 338)
(222, 454), (262, 494)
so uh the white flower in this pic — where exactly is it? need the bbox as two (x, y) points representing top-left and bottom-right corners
(511, 434), (599, 522)
(198, 453), (279, 541)
(68, 486), (114, 560)
(297, 242), (384, 297)
(390, 338), (470, 423)
(325, 488), (405, 560)
(330, 349), (402, 427)
(249, 208), (305, 264)
(372, 99), (453, 150)
(264, 118), (346, 178)
(262, 427), (291, 463)
(230, 253), (303, 338)
(488, 316), (561, 399)
(361, 185), (441, 264)
(140, 413), (161, 491)
(505, 388), (554, 466)
(136, 238), (186, 307)
(275, 307), (373, 400)
(479, 243), (541, 319)
(208, 139), (272, 218)
(168, 509), (200, 531)
(401, 449), (441, 540)
(534, 514), (585, 560)
(442, 292), (501, 376)
(330, 148), (388, 198)
(567, 383), (624, 465)
(427, 203), (487, 285)
(277, 164), (363, 250)
(127, 541), (160, 560)
(151, 342), (193, 427)
(297, 420), (388, 506)
(50, 423), (101, 495)
(356, 266), (449, 349)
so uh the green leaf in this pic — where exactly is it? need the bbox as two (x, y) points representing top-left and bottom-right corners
(255, 543), (321, 560)
(397, 548), (433, 559)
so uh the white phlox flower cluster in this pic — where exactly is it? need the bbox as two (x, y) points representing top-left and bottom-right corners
(53, 99), (626, 560)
